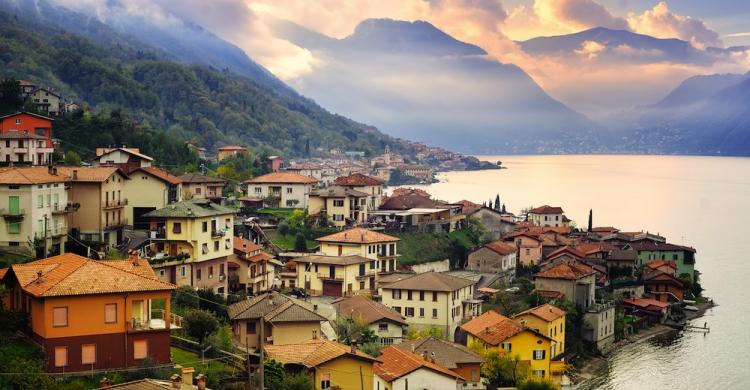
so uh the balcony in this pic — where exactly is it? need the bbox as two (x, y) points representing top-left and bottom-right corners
(103, 198), (128, 209)
(317, 273), (344, 282)
(104, 218), (128, 231)
(51, 202), (77, 215)
(149, 230), (167, 239)
(13, 147), (28, 154)
(2, 208), (25, 220)
(130, 308), (183, 332)
(211, 229), (225, 238)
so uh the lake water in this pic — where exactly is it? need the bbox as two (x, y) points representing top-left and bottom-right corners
(395, 155), (750, 389)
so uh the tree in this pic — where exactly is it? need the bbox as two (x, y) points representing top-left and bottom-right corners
(173, 286), (200, 312)
(0, 78), (25, 115)
(332, 315), (371, 345)
(277, 221), (290, 236)
(407, 326), (443, 340)
(183, 309), (219, 344)
(501, 204), (507, 214)
(494, 194), (501, 210)
(64, 150), (82, 166)
(282, 372), (314, 390)
(294, 232), (307, 252)
(480, 349), (530, 387)
(587, 209), (593, 232)
(264, 359), (286, 390)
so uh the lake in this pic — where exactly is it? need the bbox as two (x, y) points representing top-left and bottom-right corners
(395, 155), (750, 389)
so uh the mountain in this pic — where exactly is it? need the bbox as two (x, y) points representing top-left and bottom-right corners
(274, 19), (602, 154)
(0, 3), (410, 158)
(651, 73), (749, 108)
(518, 27), (747, 65)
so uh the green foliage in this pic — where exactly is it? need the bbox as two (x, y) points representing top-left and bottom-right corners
(395, 223), (485, 267)
(294, 232), (308, 252)
(206, 324), (235, 353)
(407, 326), (444, 340)
(197, 288), (228, 319)
(358, 341), (382, 357)
(64, 150), (82, 166)
(264, 359), (286, 390)
(518, 377), (558, 390)
(173, 286), (200, 313)
(587, 209), (593, 232)
(282, 372), (315, 390)
(480, 349), (530, 387)
(183, 309), (219, 344)
(0, 78), (25, 115)
(278, 221), (290, 236)
(332, 315), (372, 345)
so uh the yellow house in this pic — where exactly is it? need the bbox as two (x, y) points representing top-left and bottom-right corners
(308, 186), (369, 228)
(512, 304), (567, 359)
(124, 167), (182, 230)
(294, 254), (377, 297)
(143, 199), (234, 294)
(316, 227), (400, 272)
(461, 310), (556, 380)
(264, 338), (378, 390)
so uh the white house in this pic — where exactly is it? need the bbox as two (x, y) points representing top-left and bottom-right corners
(244, 172), (318, 208)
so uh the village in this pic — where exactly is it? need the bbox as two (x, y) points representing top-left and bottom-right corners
(0, 111), (707, 390)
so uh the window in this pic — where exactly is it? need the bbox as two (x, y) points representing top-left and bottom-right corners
(209, 266), (214, 278)
(180, 266), (186, 277)
(393, 306), (401, 314)
(202, 221), (208, 232)
(105, 304), (117, 323)
(54, 346), (68, 367)
(82, 344), (96, 365)
(214, 241), (220, 251)
(53, 307), (68, 327)
(532, 370), (545, 378)
(255, 187), (262, 194)
(370, 260), (375, 270)
(501, 342), (512, 351)
(525, 248), (531, 256)
(321, 373), (331, 389)
(407, 290), (412, 300)
(333, 199), (344, 207)
(195, 187), (202, 195)
(533, 350), (546, 360)
(392, 289), (401, 300)
(286, 187), (293, 194)
(419, 308), (424, 317)
(432, 309), (438, 318)
(133, 340), (148, 360)
(15, 118), (20, 124)
(359, 281), (365, 290)
(405, 307), (414, 317)
(419, 291), (424, 301)
(247, 322), (257, 334)
(37, 194), (43, 208)
(197, 269), (202, 280)
(172, 223), (182, 233)
(379, 323), (388, 331)
(432, 291), (438, 302)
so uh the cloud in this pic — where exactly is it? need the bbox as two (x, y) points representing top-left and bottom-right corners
(533, 0), (629, 32)
(575, 40), (605, 59)
(627, 2), (723, 49)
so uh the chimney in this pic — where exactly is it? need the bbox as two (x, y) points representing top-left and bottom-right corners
(313, 304), (318, 312)
(181, 367), (195, 388)
(430, 352), (436, 363)
(72, 169), (78, 180)
(169, 374), (182, 389)
(421, 350), (428, 360)
(48, 165), (53, 175)
(350, 344), (357, 354)
(196, 374), (207, 390)
(36, 270), (43, 283)
(99, 377), (112, 388)
(484, 326), (490, 334)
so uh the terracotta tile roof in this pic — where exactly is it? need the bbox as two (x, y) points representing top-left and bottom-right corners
(178, 173), (226, 184)
(380, 194), (442, 210)
(228, 292), (325, 323)
(545, 246), (585, 261)
(374, 346), (464, 383)
(627, 241), (696, 253)
(8, 254), (174, 297)
(623, 297), (670, 309)
(456, 200), (482, 215)
(0, 267), (7, 279)
(591, 226), (620, 233)
(481, 241), (516, 256)
(137, 167), (182, 185)
(535, 260), (595, 280)
(291, 254), (372, 266)
(248, 252), (274, 263)
(233, 236), (263, 254)
(395, 337), (483, 369)
(310, 186), (369, 198)
(96, 147), (154, 161)
(333, 295), (407, 326)
(643, 270), (683, 286)
(334, 173), (384, 186)
(0, 166), (69, 185)
(316, 227), (399, 244)
(536, 290), (564, 299)
(574, 243), (616, 255)
(99, 378), (197, 389)
(529, 205), (564, 214)
(460, 310), (524, 346)
(244, 172), (318, 184)
(56, 166), (126, 183)
(218, 145), (246, 151)
(383, 272), (474, 292)
(513, 304), (566, 322)
(264, 339), (378, 368)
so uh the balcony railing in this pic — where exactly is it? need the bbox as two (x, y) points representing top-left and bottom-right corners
(2, 208), (25, 220)
(317, 273), (343, 281)
(104, 218), (128, 230)
(104, 198), (128, 209)
(51, 202), (77, 215)
(211, 229), (225, 238)
(149, 230), (167, 239)
(130, 309), (182, 332)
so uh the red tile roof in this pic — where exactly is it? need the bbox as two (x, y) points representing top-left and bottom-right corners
(455, 200), (482, 215)
(0, 267), (7, 279)
(460, 310), (524, 346)
(529, 205), (564, 214)
(136, 167), (182, 185)
(333, 295), (407, 326)
(264, 339), (378, 368)
(316, 227), (399, 244)
(245, 172), (318, 184)
(623, 297), (670, 309)
(535, 260), (595, 280)
(545, 246), (585, 261)
(233, 236), (263, 253)
(481, 241), (516, 256)
(334, 173), (384, 186)
(374, 346), (464, 383)
(512, 304), (566, 322)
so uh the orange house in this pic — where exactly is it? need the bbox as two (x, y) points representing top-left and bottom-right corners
(505, 233), (543, 266)
(0, 112), (54, 148)
(0, 253), (176, 373)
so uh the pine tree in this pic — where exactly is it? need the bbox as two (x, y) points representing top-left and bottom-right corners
(501, 204), (507, 214)
(489, 198), (493, 208)
(588, 209), (593, 232)
(494, 194), (501, 210)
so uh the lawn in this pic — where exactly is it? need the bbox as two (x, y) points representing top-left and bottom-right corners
(170, 347), (235, 375)
(256, 208), (297, 219)
(266, 230), (319, 252)
(394, 229), (480, 266)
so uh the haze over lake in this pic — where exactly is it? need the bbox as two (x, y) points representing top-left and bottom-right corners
(395, 155), (750, 389)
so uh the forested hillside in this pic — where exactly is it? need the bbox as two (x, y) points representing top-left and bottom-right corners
(0, 9), (406, 158)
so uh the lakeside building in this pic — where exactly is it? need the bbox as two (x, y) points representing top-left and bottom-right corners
(467, 206), (517, 240)
(308, 186), (369, 228)
(512, 304), (567, 359)
(244, 172), (318, 209)
(333, 173), (385, 211)
(625, 240), (696, 281)
(505, 233), (543, 266)
(527, 205), (569, 228)
(582, 301), (616, 351)
(534, 260), (596, 310)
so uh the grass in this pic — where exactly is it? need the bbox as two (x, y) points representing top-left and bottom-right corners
(266, 230), (318, 251)
(256, 208), (297, 218)
(170, 347), (235, 377)
(394, 229), (479, 266)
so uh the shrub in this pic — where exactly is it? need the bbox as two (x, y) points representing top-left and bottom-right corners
(184, 309), (219, 344)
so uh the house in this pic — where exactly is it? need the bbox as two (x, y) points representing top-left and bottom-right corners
(0, 166), (71, 256)
(229, 236), (276, 295)
(642, 260), (684, 303)
(527, 205), (567, 227)
(604, 248), (638, 275)
(0, 253), (176, 373)
(216, 146), (247, 161)
(143, 199), (235, 294)
(534, 260), (596, 310)
(28, 87), (61, 116)
(264, 338), (378, 390)
(125, 167), (183, 230)
(512, 304), (567, 359)
(99, 368), (208, 389)
(245, 172), (318, 209)
(316, 227), (400, 272)
(294, 255), (378, 297)
(625, 241), (696, 281)
(374, 346), (465, 390)
(333, 173), (385, 211)
(396, 337), (485, 390)
(0, 112), (55, 165)
(582, 302), (615, 350)
(378, 272), (479, 341)
(395, 163), (433, 181)
(543, 246), (585, 265)
(505, 233), (543, 266)
(456, 200), (482, 216)
(285, 162), (325, 183)
(622, 297), (670, 324)
(332, 295), (408, 346)
(308, 186), (370, 228)
(94, 147), (153, 173)
(461, 310), (560, 381)
(227, 292), (326, 350)
(466, 241), (517, 281)
(267, 155), (284, 172)
(469, 207), (516, 240)
(178, 173), (226, 201)
(58, 166), (130, 250)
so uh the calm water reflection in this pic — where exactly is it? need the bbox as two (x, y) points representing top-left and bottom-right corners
(395, 155), (750, 389)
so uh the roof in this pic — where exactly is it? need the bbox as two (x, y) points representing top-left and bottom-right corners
(395, 337), (483, 369)
(97, 147), (154, 161)
(334, 173), (384, 186)
(333, 295), (407, 326)
(479, 241), (516, 256)
(0, 267), (7, 279)
(178, 173), (226, 184)
(0, 166), (70, 185)
(623, 297), (670, 309)
(591, 226), (620, 233)
(0, 111), (53, 121)
(264, 339), (378, 368)
(7, 254), (174, 297)
(98, 378), (200, 390)
(529, 205), (564, 214)
(245, 172), (318, 184)
(228, 292), (325, 323)
(546, 246), (585, 261)
(143, 199), (235, 218)
(56, 166), (126, 183)
(460, 310), (525, 346)
(286, 162), (322, 170)
(233, 236), (263, 254)
(513, 304), (566, 322)
(291, 254), (372, 266)
(309, 186), (369, 198)
(217, 145), (247, 151)
(381, 272), (474, 292)
(535, 260), (596, 280)
(627, 241), (696, 253)
(374, 346), (464, 383)
(455, 200), (482, 215)
(645, 259), (677, 271)
(536, 290), (564, 299)
(316, 227), (399, 244)
(135, 167), (182, 185)
(380, 194), (442, 210)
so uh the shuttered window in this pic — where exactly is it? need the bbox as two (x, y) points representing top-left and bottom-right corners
(104, 304), (117, 323)
(53, 307), (68, 327)
(82, 344), (96, 365)
(133, 340), (148, 360)
(54, 347), (67, 367)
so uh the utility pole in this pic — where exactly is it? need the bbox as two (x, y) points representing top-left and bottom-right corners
(259, 317), (265, 390)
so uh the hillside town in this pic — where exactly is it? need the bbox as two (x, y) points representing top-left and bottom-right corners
(0, 110), (707, 390)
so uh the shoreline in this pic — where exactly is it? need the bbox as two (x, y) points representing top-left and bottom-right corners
(574, 301), (715, 384)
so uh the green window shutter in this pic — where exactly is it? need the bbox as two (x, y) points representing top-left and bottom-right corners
(37, 194), (43, 209)
(9, 196), (20, 214)
(8, 222), (19, 234)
